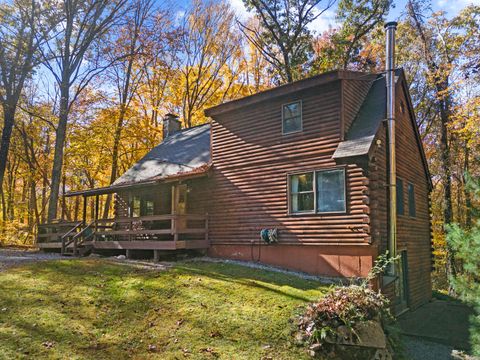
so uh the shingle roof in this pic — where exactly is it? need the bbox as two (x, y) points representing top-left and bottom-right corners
(333, 74), (387, 160)
(113, 123), (211, 186)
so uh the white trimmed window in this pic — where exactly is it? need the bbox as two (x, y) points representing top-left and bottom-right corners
(282, 101), (302, 134)
(290, 172), (315, 213)
(289, 168), (346, 214)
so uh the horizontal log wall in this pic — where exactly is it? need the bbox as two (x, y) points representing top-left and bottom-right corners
(370, 82), (432, 309)
(209, 81), (372, 252)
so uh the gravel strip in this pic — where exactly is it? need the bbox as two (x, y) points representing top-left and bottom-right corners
(184, 256), (347, 285)
(0, 248), (63, 271)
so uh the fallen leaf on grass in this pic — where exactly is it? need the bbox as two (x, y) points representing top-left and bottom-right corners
(42, 341), (54, 349)
(209, 331), (221, 338)
(200, 347), (219, 357)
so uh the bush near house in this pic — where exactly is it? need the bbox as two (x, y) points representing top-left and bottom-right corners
(296, 253), (396, 358)
(447, 177), (480, 356)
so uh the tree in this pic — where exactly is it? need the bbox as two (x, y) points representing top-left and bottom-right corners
(134, 8), (182, 128)
(102, 0), (153, 218)
(0, 0), (51, 221)
(312, 0), (391, 72)
(239, 0), (334, 83)
(177, 0), (243, 127)
(447, 177), (480, 355)
(405, 1), (480, 286)
(41, 0), (128, 221)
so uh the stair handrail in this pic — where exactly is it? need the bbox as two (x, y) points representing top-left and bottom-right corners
(72, 221), (95, 255)
(62, 221), (94, 254)
(61, 222), (83, 254)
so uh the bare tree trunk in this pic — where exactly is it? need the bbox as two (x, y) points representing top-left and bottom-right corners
(41, 132), (50, 224)
(61, 174), (69, 221)
(74, 195), (80, 221)
(463, 144), (472, 228)
(6, 158), (17, 221)
(29, 178), (40, 235)
(0, 107), (16, 210)
(1, 188), (6, 222)
(47, 81), (69, 221)
(103, 105), (126, 218)
(437, 83), (456, 284)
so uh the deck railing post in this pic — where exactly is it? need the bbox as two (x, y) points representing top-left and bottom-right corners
(172, 214), (178, 248)
(94, 195), (99, 242)
(82, 195), (87, 226)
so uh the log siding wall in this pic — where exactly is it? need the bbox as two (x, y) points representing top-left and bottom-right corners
(207, 80), (378, 276)
(369, 82), (432, 309)
(209, 81), (372, 245)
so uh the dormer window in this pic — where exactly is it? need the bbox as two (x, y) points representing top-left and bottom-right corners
(282, 101), (302, 134)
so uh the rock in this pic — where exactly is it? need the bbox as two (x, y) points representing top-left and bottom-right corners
(309, 343), (322, 351)
(116, 255), (126, 260)
(373, 348), (393, 360)
(452, 350), (478, 360)
(89, 253), (101, 258)
(354, 320), (387, 349)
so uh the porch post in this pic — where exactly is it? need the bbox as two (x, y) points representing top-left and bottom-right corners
(95, 194), (99, 241)
(128, 191), (132, 242)
(82, 195), (87, 225)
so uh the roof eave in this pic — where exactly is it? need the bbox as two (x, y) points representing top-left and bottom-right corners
(205, 71), (377, 117)
(65, 165), (211, 197)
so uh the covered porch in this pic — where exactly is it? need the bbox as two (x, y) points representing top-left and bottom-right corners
(37, 176), (210, 255)
(37, 122), (212, 256)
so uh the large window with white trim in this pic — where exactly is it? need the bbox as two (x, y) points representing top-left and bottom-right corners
(289, 168), (346, 214)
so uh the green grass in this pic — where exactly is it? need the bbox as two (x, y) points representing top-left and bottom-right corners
(0, 259), (329, 359)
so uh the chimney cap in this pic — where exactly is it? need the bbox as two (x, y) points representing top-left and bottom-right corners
(384, 21), (398, 29)
(164, 113), (179, 119)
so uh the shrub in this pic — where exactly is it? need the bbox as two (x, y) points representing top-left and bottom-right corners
(296, 253), (395, 358)
(298, 285), (390, 344)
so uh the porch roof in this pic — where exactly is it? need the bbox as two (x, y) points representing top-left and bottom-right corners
(66, 123), (211, 197)
(113, 123), (211, 186)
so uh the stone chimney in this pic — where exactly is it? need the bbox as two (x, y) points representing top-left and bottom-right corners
(162, 113), (181, 139)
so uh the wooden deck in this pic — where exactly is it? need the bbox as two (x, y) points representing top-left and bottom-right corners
(37, 214), (209, 252)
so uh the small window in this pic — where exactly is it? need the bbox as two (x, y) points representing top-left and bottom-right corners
(144, 200), (155, 216)
(408, 183), (416, 217)
(290, 172), (314, 213)
(282, 101), (302, 134)
(132, 196), (141, 217)
(317, 169), (346, 213)
(396, 178), (404, 216)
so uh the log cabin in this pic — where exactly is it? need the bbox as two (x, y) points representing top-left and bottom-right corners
(37, 23), (432, 313)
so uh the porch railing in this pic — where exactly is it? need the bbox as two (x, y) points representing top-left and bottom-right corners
(37, 221), (83, 243)
(95, 214), (208, 241)
(37, 214), (209, 247)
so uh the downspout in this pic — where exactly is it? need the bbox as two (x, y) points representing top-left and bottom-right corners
(385, 21), (397, 273)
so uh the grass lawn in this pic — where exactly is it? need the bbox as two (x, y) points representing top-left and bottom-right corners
(0, 259), (329, 359)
